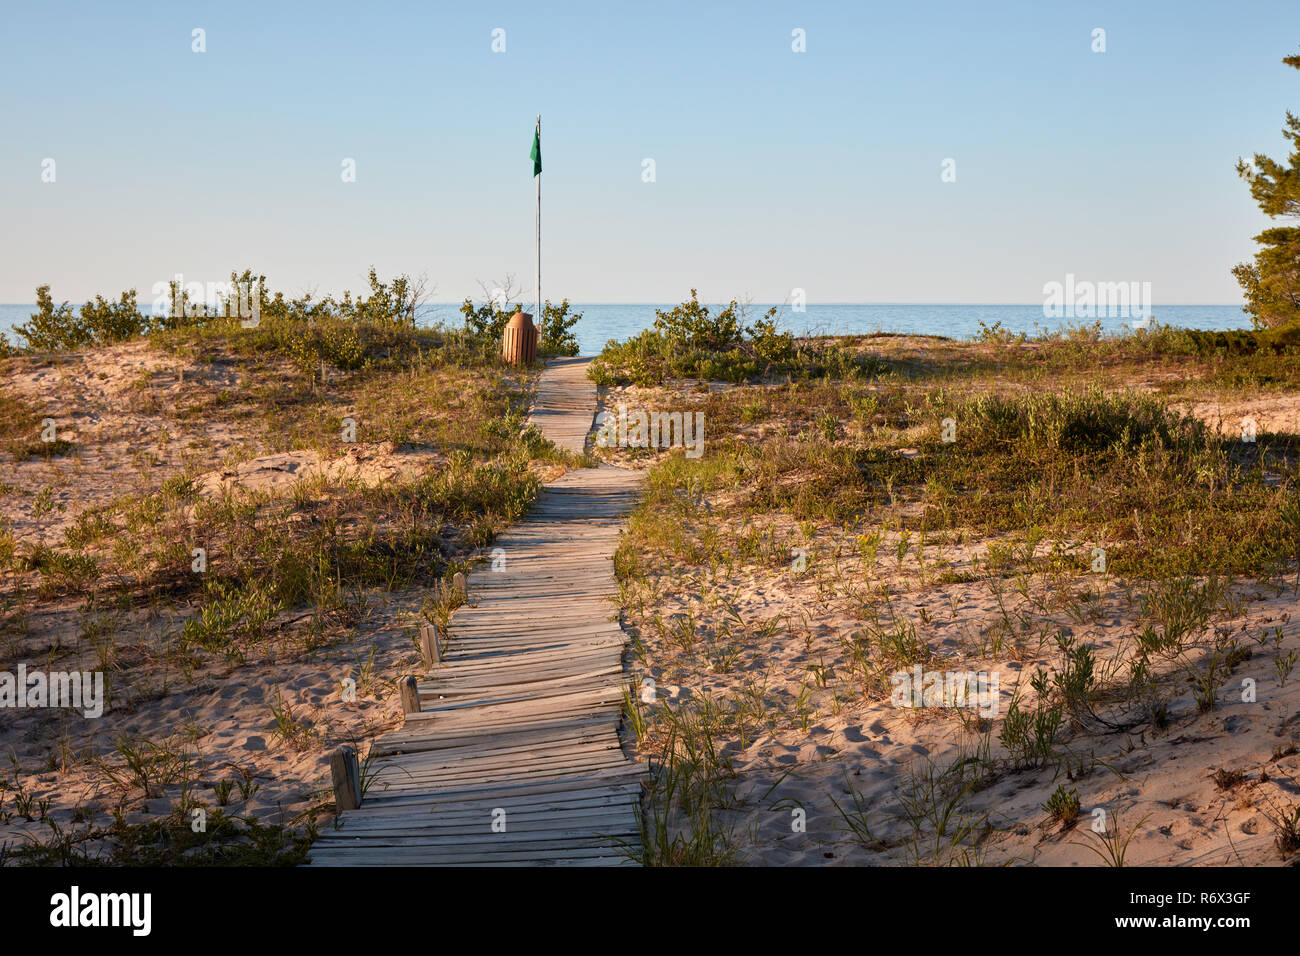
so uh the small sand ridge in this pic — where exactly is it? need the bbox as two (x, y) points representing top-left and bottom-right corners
(307, 357), (646, 866)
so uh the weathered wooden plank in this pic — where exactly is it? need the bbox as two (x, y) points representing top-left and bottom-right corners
(338, 782), (643, 815)
(371, 715), (614, 753)
(314, 802), (640, 833)
(307, 846), (635, 865)
(369, 760), (633, 791)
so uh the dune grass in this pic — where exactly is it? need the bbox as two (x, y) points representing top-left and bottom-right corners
(603, 324), (1300, 864)
(0, 308), (577, 863)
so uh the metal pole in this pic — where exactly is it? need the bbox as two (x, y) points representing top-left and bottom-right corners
(535, 115), (542, 346)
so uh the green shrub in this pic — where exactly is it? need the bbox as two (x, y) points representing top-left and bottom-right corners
(80, 290), (149, 343)
(1181, 322), (1300, 355)
(14, 268), (427, 356)
(653, 289), (743, 349)
(590, 291), (886, 385)
(959, 388), (1208, 455)
(15, 286), (149, 351)
(541, 299), (582, 356)
(460, 294), (520, 340)
(749, 313), (796, 364)
(15, 286), (91, 351)
(974, 319), (1026, 345)
(332, 268), (422, 327)
(278, 318), (366, 372)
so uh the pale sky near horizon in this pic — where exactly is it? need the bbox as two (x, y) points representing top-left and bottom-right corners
(2, 0), (1298, 306)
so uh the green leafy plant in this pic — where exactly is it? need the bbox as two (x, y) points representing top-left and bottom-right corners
(653, 289), (743, 350)
(999, 668), (1062, 769)
(540, 299), (582, 356)
(1072, 809), (1150, 867)
(1043, 785), (1081, 829)
(79, 290), (149, 343)
(14, 286), (91, 351)
(974, 319), (1027, 345)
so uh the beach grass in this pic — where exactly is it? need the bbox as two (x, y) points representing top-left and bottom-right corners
(601, 320), (1300, 865)
(0, 298), (574, 864)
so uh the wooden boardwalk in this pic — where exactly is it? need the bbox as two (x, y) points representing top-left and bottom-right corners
(527, 356), (600, 455)
(308, 357), (645, 866)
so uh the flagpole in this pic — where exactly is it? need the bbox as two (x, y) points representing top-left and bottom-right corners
(535, 114), (542, 346)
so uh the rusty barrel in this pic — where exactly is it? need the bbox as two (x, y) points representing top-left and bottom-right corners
(501, 311), (539, 365)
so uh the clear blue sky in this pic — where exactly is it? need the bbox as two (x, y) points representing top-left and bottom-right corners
(2, 0), (1297, 305)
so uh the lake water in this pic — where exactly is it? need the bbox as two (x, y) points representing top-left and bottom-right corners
(0, 302), (1252, 358)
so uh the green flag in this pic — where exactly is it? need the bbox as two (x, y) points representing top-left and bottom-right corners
(530, 124), (541, 177)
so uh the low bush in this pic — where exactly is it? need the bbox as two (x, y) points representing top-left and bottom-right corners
(1181, 322), (1300, 355)
(958, 388), (1210, 456)
(590, 290), (885, 385)
(9, 268), (439, 358)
